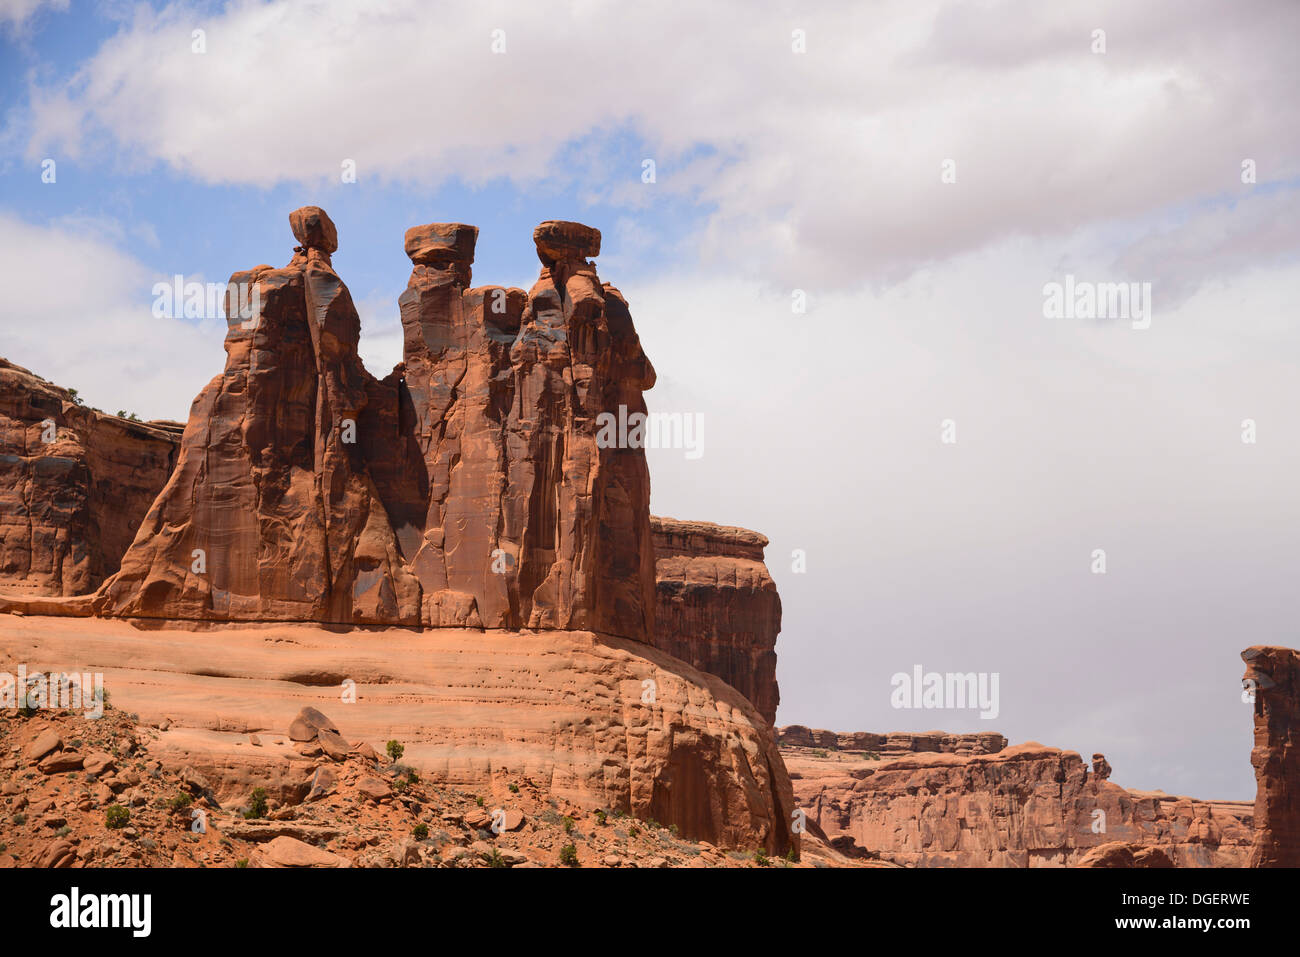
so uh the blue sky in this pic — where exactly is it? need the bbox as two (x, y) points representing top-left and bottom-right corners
(3, 0), (1300, 803)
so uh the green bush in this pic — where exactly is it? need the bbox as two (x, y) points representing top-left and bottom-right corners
(412, 823), (429, 840)
(488, 848), (507, 868)
(234, 858), (249, 868)
(753, 848), (769, 866)
(386, 740), (404, 762)
(508, 783), (519, 794)
(105, 805), (130, 829)
(595, 810), (607, 826)
(562, 815), (575, 834)
(244, 787), (268, 820)
(168, 791), (194, 811)
(559, 844), (578, 867)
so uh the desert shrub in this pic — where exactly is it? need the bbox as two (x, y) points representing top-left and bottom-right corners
(412, 823), (429, 840)
(386, 740), (404, 762)
(559, 844), (578, 867)
(244, 787), (268, 820)
(105, 805), (130, 829)
(563, 815), (575, 835)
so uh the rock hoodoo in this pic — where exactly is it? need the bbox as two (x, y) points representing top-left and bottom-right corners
(1242, 645), (1300, 866)
(89, 208), (657, 638)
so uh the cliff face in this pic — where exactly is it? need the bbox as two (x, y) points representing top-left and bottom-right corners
(1242, 645), (1300, 866)
(782, 735), (1252, 867)
(651, 517), (782, 724)
(0, 359), (180, 597)
(778, 725), (1006, 756)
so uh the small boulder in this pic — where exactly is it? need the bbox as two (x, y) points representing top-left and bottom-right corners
(317, 728), (350, 761)
(288, 706), (339, 742)
(25, 730), (62, 762)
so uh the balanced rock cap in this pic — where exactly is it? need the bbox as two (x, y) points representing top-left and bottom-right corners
(534, 220), (600, 266)
(289, 206), (339, 253)
(404, 223), (478, 265)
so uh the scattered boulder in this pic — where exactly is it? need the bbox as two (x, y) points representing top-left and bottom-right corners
(289, 707), (339, 743)
(317, 728), (350, 761)
(254, 836), (351, 868)
(38, 750), (83, 774)
(25, 730), (62, 762)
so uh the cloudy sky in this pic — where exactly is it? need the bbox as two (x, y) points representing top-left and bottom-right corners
(2, 0), (1297, 801)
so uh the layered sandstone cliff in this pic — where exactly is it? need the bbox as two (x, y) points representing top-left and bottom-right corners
(0, 614), (797, 854)
(652, 517), (781, 724)
(1242, 645), (1300, 866)
(783, 737), (1252, 867)
(778, 725), (1006, 756)
(0, 359), (180, 597)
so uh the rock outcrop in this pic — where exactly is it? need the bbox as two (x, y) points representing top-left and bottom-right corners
(94, 208), (421, 624)
(652, 517), (781, 724)
(0, 358), (181, 597)
(1242, 645), (1300, 866)
(783, 738), (1252, 867)
(0, 614), (797, 853)
(778, 725), (1006, 756)
(0, 360), (787, 720)
(87, 209), (657, 637)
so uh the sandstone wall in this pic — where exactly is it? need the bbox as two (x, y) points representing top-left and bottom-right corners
(0, 358), (181, 597)
(783, 738), (1252, 867)
(778, 725), (1006, 756)
(1242, 645), (1300, 866)
(652, 517), (781, 724)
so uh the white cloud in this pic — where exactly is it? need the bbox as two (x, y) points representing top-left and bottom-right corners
(0, 0), (67, 30)
(0, 211), (224, 420)
(19, 0), (1300, 290)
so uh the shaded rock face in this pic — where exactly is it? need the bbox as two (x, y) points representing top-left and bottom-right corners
(783, 740), (1253, 867)
(1242, 645), (1300, 867)
(90, 209), (657, 637)
(652, 517), (781, 724)
(0, 359), (180, 597)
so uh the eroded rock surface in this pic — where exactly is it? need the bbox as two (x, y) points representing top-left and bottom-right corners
(1242, 645), (1300, 867)
(652, 517), (781, 724)
(783, 739), (1252, 867)
(0, 615), (796, 853)
(0, 359), (180, 597)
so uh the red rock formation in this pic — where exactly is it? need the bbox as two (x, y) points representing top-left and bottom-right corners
(390, 220), (657, 640)
(94, 208), (421, 624)
(652, 517), (781, 723)
(0, 615), (797, 853)
(83, 210), (659, 640)
(0, 358), (180, 597)
(783, 739), (1252, 867)
(778, 725), (1006, 755)
(1242, 645), (1300, 866)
